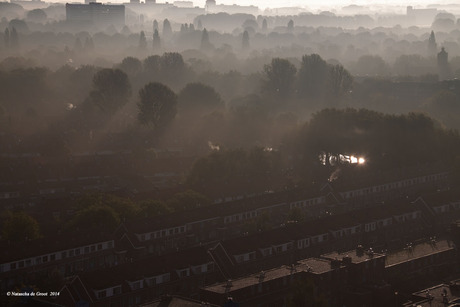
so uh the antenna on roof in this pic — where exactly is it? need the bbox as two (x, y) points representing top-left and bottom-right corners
(225, 279), (232, 292)
(259, 271), (265, 282)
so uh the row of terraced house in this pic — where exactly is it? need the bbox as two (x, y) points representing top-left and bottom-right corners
(0, 170), (458, 306)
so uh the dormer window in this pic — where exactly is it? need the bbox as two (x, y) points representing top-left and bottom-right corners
(98, 290), (106, 299)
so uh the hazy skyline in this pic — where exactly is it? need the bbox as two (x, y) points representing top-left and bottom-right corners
(53, 0), (458, 11)
(192, 0), (454, 10)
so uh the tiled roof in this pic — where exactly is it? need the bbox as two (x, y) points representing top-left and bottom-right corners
(0, 231), (113, 264)
(418, 190), (460, 207)
(220, 199), (422, 255)
(142, 295), (219, 306)
(203, 257), (334, 294)
(78, 246), (212, 290)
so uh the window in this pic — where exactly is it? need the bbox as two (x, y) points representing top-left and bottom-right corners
(69, 250), (75, 257)
(132, 281), (141, 290)
(18, 261), (24, 268)
(61, 251), (67, 259)
(50, 254), (56, 261)
(91, 245), (95, 252)
(98, 290), (106, 299)
(107, 241), (113, 248)
(113, 286), (121, 295)
(84, 247), (90, 254)
(180, 270), (188, 277)
(11, 263), (17, 270)
(75, 249), (80, 256)
(97, 244), (102, 250)
(43, 256), (48, 262)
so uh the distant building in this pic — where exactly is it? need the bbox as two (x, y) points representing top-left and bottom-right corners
(407, 6), (438, 26)
(205, 0), (258, 15)
(66, 3), (125, 27)
(205, 0), (216, 9)
(174, 1), (194, 8)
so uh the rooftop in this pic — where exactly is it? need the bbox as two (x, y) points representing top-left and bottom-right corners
(79, 246), (212, 290)
(322, 248), (385, 264)
(203, 258), (333, 294)
(385, 239), (454, 267)
(141, 295), (219, 307)
(404, 280), (460, 307)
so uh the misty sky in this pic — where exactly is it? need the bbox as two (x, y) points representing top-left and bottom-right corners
(190, 0), (451, 10)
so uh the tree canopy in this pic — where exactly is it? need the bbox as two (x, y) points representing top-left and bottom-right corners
(263, 58), (297, 99)
(137, 82), (178, 128)
(2, 211), (41, 242)
(88, 68), (131, 114)
(178, 82), (223, 114)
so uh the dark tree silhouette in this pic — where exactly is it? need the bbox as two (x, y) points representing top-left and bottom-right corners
(159, 52), (188, 85)
(26, 9), (47, 23)
(3, 28), (9, 49)
(8, 19), (28, 33)
(167, 189), (210, 211)
(353, 55), (390, 76)
(287, 19), (294, 32)
(9, 27), (19, 50)
(2, 211), (41, 242)
(162, 18), (172, 38)
(242, 30), (250, 50)
(84, 36), (95, 52)
(138, 31), (147, 50)
(428, 30), (437, 57)
(262, 18), (268, 32)
(67, 205), (120, 232)
(152, 29), (161, 51)
(328, 64), (353, 99)
(73, 37), (83, 52)
(118, 56), (142, 76)
(200, 28), (213, 51)
(137, 82), (178, 128)
(89, 68), (131, 114)
(297, 53), (329, 99)
(144, 55), (161, 75)
(263, 58), (297, 99)
(178, 82), (223, 113)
